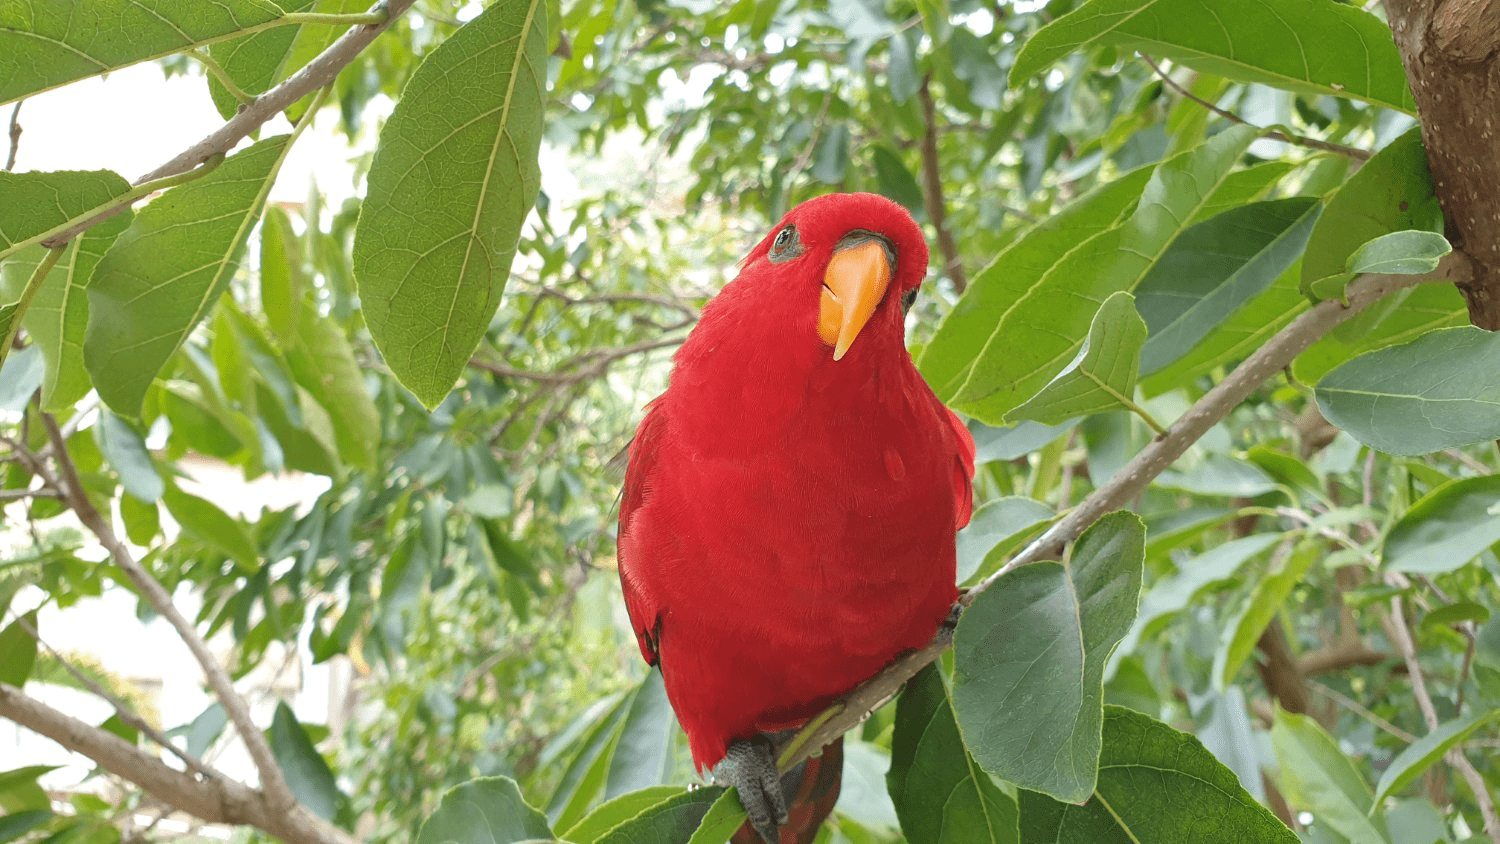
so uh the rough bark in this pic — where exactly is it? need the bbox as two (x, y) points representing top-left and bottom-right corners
(1386, 0), (1500, 329)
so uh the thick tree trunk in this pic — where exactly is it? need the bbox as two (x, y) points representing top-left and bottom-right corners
(1385, 0), (1500, 329)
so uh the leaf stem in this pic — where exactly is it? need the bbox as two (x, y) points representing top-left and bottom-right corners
(1118, 394), (1167, 435)
(282, 10), (390, 26)
(189, 49), (255, 104)
(0, 155), (224, 265)
(0, 246), (65, 366)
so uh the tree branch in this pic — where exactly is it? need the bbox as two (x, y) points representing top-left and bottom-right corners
(1139, 54), (1371, 161)
(0, 683), (355, 844)
(38, 414), (297, 815)
(39, 0), (419, 249)
(917, 75), (968, 292)
(778, 255), (1472, 772)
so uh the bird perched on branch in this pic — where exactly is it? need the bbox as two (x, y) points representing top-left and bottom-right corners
(617, 192), (974, 844)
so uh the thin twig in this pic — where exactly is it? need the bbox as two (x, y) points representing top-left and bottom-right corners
(1306, 680), (1416, 743)
(1139, 54), (1371, 162)
(779, 255), (1472, 773)
(1384, 592), (1500, 837)
(917, 74), (968, 292)
(9, 611), (221, 780)
(5, 99), (20, 171)
(38, 413), (298, 815)
(38, 0), (419, 248)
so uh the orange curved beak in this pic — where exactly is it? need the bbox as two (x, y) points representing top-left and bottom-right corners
(817, 239), (892, 360)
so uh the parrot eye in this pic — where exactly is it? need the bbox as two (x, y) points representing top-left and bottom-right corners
(901, 289), (918, 314)
(768, 225), (803, 263)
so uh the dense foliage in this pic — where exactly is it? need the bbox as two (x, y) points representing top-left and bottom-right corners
(1, 0), (1498, 843)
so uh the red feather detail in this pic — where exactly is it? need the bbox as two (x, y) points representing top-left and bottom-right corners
(617, 193), (972, 775)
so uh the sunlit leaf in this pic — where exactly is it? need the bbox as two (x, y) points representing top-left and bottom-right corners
(1372, 711), (1500, 806)
(354, 0), (547, 409)
(1383, 475), (1500, 573)
(1011, 0), (1415, 113)
(86, 137), (293, 417)
(1010, 292), (1147, 425)
(1346, 230), (1450, 276)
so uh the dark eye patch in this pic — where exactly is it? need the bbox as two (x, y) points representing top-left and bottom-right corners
(901, 288), (917, 314)
(768, 225), (803, 263)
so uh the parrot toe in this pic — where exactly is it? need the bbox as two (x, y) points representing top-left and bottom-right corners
(724, 736), (788, 844)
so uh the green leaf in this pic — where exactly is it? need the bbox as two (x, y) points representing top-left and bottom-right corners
(416, 777), (554, 844)
(268, 702), (341, 822)
(939, 125), (1259, 424)
(952, 512), (1144, 802)
(1122, 533), (1279, 654)
(284, 297), (380, 470)
(353, 0), (547, 409)
(604, 669), (676, 799)
(1316, 327), (1500, 456)
(260, 205), (304, 343)
(871, 145), (925, 220)
(0, 611), (38, 687)
(1136, 198), (1320, 375)
(1372, 711), (1500, 807)
(85, 136), (294, 417)
(1345, 230), (1451, 276)
(161, 485), (258, 572)
(558, 785), (682, 843)
(1421, 601), (1490, 630)
(889, 664), (1020, 844)
(0, 809), (52, 841)
(594, 786), (724, 844)
(0, 0), (285, 104)
(1020, 707), (1297, 843)
(955, 496), (1056, 585)
(0, 170), (131, 257)
(1010, 0), (1415, 113)
(811, 123), (852, 184)
(118, 491), (160, 546)
(684, 789), (749, 844)
(1302, 129), (1439, 298)
(1213, 539), (1317, 689)
(96, 411), (161, 503)
(1271, 708), (1386, 844)
(1383, 475), (1500, 574)
(1010, 292), (1147, 425)
(920, 164), (1155, 406)
(546, 694), (633, 830)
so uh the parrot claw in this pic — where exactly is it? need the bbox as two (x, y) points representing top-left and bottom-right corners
(936, 599), (964, 644)
(723, 736), (788, 844)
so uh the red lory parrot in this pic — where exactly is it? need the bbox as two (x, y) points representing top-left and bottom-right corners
(617, 192), (975, 844)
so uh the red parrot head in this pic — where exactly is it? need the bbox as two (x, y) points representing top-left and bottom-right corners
(740, 192), (929, 362)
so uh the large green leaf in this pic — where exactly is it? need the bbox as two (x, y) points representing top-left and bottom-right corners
(161, 485), (258, 572)
(889, 664), (1020, 844)
(1383, 475), (1500, 574)
(1346, 230), (1451, 276)
(416, 777), (554, 844)
(96, 410), (162, 503)
(558, 785), (682, 843)
(603, 669), (677, 799)
(1136, 198), (1320, 376)
(1316, 327), (1500, 456)
(593, 786), (724, 844)
(1372, 711), (1500, 807)
(952, 512), (1144, 802)
(0, 0), (285, 105)
(353, 0), (547, 409)
(940, 125), (1258, 424)
(1293, 281), (1468, 385)
(1010, 0), (1415, 113)
(268, 702), (341, 823)
(284, 297), (380, 470)
(920, 164), (1155, 405)
(1010, 292), (1147, 425)
(1301, 129), (1440, 298)
(85, 137), (293, 417)
(954, 496), (1056, 585)
(1271, 709), (1387, 844)
(1020, 707), (1297, 843)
